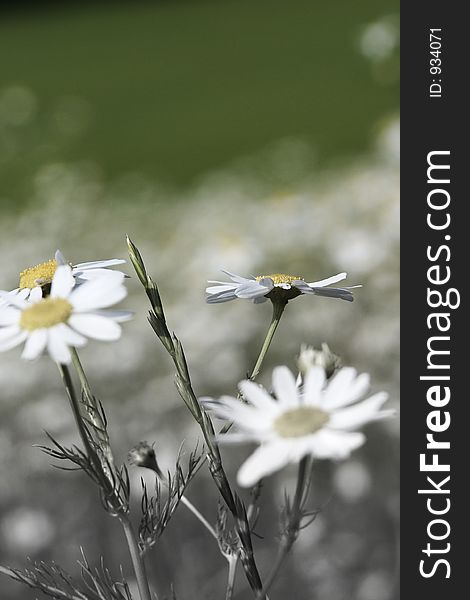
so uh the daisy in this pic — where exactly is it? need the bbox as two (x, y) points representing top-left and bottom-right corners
(202, 365), (393, 487)
(206, 270), (359, 304)
(0, 265), (132, 364)
(2, 250), (127, 300)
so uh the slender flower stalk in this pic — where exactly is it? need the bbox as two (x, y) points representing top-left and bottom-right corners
(256, 458), (310, 600)
(119, 516), (153, 600)
(57, 361), (152, 600)
(57, 363), (97, 465)
(180, 496), (218, 540)
(219, 302), (286, 597)
(225, 555), (239, 600)
(70, 348), (115, 465)
(249, 300), (286, 382)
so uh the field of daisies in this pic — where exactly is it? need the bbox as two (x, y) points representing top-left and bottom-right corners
(0, 115), (399, 600)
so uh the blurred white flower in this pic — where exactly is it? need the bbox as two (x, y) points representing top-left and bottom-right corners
(298, 343), (339, 378)
(1, 507), (54, 554)
(203, 365), (393, 487)
(359, 18), (399, 62)
(0, 265), (131, 364)
(206, 270), (359, 304)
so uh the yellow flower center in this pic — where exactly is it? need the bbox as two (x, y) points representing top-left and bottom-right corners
(19, 259), (58, 289)
(20, 298), (73, 331)
(274, 406), (329, 438)
(255, 273), (303, 285)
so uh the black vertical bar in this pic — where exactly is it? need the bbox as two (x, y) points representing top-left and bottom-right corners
(401, 2), (465, 597)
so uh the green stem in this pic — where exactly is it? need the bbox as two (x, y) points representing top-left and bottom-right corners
(225, 555), (238, 600)
(256, 458), (309, 600)
(180, 496), (218, 540)
(57, 363), (95, 460)
(70, 348), (93, 400)
(57, 363), (152, 600)
(249, 300), (286, 381)
(70, 348), (114, 466)
(120, 515), (153, 600)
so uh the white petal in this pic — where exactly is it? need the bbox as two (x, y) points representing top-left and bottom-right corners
(308, 429), (365, 459)
(69, 314), (122, 341)
(55, 249), (68, 265)
(322, 369), (370, 410)
(206, 284), (237, 294)
(328, 392), (391, 430)
(0, 291), (28, 309)
(206, 290), (238, 304)
(69, 276), (127, 311)
(308, 272), (347, 287)
(0, 326), (26, 351)
(202, 396), (270, 433)
(17, 288), (30, 300)
(238, 380), (278, 413)
(47, 328), (72, 364)
(29, 286), (43, 303)
(308, 286), (355, 302)
(303, 366), (326, 406)
(72, 269), (126, 282)
(56, 323), (87, 347)
(74, 259), (126, 270)
(220, 270), (255, 283)
(256, 277), (275, 291)
(235, 281), (268, 300)
(0, 307), (20, 326)
(0, 288), (29, 304)
(272, 366), (299, 407)
(89, 309), (133, 322)
(291, 280), (314, 294)
(0, 325), (21, 341)
(51, 265), (75, 298)
(237, 443), (290, 487)
(21, 329), (48, 360)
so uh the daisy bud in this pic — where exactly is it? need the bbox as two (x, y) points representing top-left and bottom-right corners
(298, 343), (340, 379)
(128, 441), (162, 477)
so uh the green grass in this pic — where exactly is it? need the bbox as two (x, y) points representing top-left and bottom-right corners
(0, 0), (398, 208)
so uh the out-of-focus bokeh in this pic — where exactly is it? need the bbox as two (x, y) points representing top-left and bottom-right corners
(0, 2), (399, 599)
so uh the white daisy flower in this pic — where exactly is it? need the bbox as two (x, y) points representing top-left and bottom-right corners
(0, 265), (132, 365)
(206, 270), (360, 304)
(202, 365), (393, 487)
(1, 250), (127, 300)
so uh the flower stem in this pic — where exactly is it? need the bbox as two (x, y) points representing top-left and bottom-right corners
(221, 300), (287, 598)
(57, 363), (95, 460)
(57, 363), (152, 600)
(225, 555), (238, 600)
(256, 457), (309, 600)
(70, 348), (93, 400)
(119, 515), (153, 600)
(70, 348), (114, 467)
(249, 300), (287, 381)
(180, 495), (218, 540)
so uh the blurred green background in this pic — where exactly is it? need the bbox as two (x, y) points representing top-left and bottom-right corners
(0, 2), (399, 600)
(0, 0), (398, 210)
